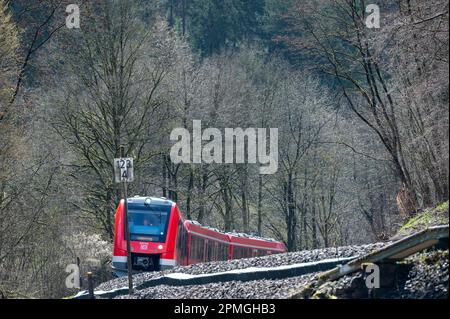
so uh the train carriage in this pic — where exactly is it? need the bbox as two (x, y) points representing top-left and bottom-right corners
(180, 221), (231, 265)
(229, 233), (286, 259)
(112, 196), (286, 276)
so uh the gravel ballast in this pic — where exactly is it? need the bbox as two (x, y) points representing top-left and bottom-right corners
(115, 274), (317, 299)
(93, 242), (448, 299)
(96, 243), (387, 293)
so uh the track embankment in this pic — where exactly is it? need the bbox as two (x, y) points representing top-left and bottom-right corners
(76, 225), (448, 299)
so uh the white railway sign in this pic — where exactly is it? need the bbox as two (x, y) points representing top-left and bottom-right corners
(114, 157), (134, 183)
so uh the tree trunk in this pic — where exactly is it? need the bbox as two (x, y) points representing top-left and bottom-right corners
(286, 172), (297, 251)
(168, 0), (174, 27)
(311, 196), (318, 248)
(257, 175), (263, 235)
(182, 0), (187, 35)
(223, 187), (233, 231)
(197, 167), (208, 223)
(186, 166), (193, 219)
(162, 155), (167, 198)
(240, 166), (249, 233)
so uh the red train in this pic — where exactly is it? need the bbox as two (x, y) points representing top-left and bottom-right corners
(112, 196), (286, 276)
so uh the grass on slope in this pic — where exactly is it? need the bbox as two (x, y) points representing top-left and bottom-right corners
(397, 201), (449, 237)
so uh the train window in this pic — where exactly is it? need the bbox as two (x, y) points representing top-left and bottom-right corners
(206, 240), (212, 261)
(210, 242), (215, 261)
(239, 247), (247, 258)
(175, 220), (188, 265)
(195, 238), (228, 262)
(128, 204), (171, 242)
(223, 244), (229, 260)
(218, 243), (225, 261)
(188, 236), (195, 263)
(215, 242), (220, 261)
(198, 239), (202, 261)
(212, 242), (223, 261)
(232, 246), (244, 259)
(189, 235), (205, 264)
(204, 239), (210, 262)
(190, 235), (197, 263)
(213, 242), (223, 261)
(203, 239), (207, 262)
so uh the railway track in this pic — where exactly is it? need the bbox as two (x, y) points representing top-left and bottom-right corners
(73, 256), (354, 299)
(72, 225), (448, 299)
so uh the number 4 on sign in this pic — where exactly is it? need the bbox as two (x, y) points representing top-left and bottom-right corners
(114, 158), (134, 183)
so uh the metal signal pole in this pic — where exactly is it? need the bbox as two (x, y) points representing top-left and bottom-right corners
(120, 146), (134, 294)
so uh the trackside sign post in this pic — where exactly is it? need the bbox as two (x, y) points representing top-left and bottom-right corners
(114, 157), (134, 183)
(114, 147), (134, 294)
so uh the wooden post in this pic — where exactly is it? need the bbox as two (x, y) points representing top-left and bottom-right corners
(76, 257), (81, 288)
(120, 146), (134, 294)
(87, 272), (94, 299)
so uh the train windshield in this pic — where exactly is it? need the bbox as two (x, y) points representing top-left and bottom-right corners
(127, 205), (171, 242)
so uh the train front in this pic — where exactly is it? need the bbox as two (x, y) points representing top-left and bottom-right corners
(112, 197), (179, 276)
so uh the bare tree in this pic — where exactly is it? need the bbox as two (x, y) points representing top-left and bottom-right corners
(278, 0), (449, 215)
(52, 1), (180, 239)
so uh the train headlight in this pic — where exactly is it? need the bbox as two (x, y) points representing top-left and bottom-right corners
(158, 244), (163, 250)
